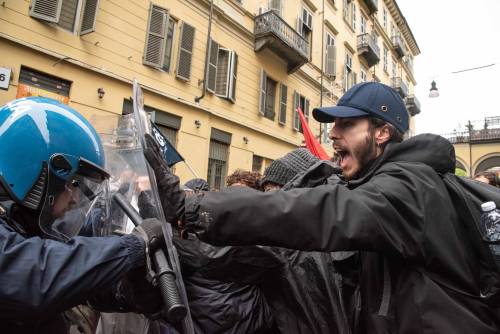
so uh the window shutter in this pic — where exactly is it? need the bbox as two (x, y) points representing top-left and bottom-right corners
(293, 91), (300, 130)
(176, 22), (195, 81)
(305, 98), (310, 121)
(30, 0), (62, 23)
(143, 5), (168, 68)
(351, 3), (356, 30)
(207, 39), (219, 93)
(215, 48), (230, 97)
(353, 72), (357, 85)
(228, 51), (238, 103)
(279, 84), (287, 125)
(259, 69), (267, 115)
(80, 0), (99, 35)
(325, 45), (336, 78)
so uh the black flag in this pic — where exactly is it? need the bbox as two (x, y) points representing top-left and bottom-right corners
(150, 122), (184, 167)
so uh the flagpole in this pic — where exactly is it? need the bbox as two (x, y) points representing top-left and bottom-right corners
(183, 160), (199, 178)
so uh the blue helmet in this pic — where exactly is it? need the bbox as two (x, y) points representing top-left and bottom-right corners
(0, 97), (109, 240)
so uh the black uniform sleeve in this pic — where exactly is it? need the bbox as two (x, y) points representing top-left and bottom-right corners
(0, 223), (145, 320)
(195, 165), (428, 260)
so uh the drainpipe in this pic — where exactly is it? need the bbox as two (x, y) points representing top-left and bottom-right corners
(195, 0), (214, 103)
(319, 0), (325, 143)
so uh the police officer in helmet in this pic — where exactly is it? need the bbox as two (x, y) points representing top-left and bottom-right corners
(0, 97), (164, 333)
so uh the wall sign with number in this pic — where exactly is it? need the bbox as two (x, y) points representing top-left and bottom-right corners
(0, 67), (12, 90)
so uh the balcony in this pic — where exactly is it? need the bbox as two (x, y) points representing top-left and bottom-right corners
(391, 77), (408, 98)
(406, 95), (421, 116)
(362, 0), (378, 15)
(254, 10), (309, 74)
(392, 35), (406, 58)
(357, 34), (380, 67)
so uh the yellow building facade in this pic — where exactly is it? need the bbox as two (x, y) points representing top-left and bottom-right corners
(0, 0), (420, 188)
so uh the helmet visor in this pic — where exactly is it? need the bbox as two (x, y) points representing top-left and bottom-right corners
(39, 154), (109, 241)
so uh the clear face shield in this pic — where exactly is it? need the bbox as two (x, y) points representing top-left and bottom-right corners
(38, 154), (109, 241)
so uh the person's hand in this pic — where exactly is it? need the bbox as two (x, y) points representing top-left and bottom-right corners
(131, 218), (165, 254)
(144, 134), (185, 224)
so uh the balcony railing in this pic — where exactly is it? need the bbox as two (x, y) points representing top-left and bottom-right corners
(443, 129), (500, 144)
(392, 35), (406, 58)
(362, 0), (378, 15)
(391, 77), (408, 98)
(357, 34), (380, 67)
(406, 94), (421, 116)
(254, 10), (309, 73)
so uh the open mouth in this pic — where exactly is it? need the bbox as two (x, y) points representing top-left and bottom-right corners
(334, 147), (352, 170)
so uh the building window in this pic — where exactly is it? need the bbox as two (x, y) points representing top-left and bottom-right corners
(383, 46), (388, 73)
(360, 14), (367, 34)
(323, 123), (332, 143)
(259, 70), (278, 121)
(361, 68), (367, 82)
(343, 51), (354, 91)
(297, 7), (313, 58)
(207, 128), (231, 191)
(343, 0), (356, 31)
(252, 155), (264, 173)
(17, 66), (71, 104)
(207, 41), (238, 103)
(268, 0), (282, 16)
(144, 5), (180, 73)
(29, 0), (99, 34)
(293, 91), (310, 132)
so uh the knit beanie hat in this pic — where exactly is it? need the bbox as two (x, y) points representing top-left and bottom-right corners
(262, 148), (320, 187)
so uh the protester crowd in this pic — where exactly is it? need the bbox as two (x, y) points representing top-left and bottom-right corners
(1, 82), (500, 334)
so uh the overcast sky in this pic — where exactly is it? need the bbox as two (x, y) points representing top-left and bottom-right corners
(397, 0), (500, 135)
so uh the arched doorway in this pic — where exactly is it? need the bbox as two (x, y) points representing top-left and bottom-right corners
(474, 154), (500, 175)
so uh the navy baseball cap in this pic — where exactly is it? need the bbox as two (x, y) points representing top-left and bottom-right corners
(312, 82), (409, 133)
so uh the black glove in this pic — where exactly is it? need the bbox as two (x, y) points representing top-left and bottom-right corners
(131, 217), (165, 254)
(144, 134), (185, 225)
(87, 267), (162, 316)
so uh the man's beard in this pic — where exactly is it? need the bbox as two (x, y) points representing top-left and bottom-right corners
(342, 134), (377, 180)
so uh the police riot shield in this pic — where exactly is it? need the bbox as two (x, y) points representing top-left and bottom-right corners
(92, 80), (194, 333)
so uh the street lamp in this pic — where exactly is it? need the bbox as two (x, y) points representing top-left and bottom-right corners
(429, 80), (439, 98)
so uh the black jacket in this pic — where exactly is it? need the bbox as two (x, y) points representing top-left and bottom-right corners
(173, 232), (278, 334)
(192, 134), (500, 333)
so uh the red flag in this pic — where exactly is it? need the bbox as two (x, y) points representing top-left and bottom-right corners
(297, 107), (330, 160)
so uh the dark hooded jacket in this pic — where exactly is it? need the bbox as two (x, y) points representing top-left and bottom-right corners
(189, 134), (500, 333)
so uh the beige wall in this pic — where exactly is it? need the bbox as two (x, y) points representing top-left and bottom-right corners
(0, 0), (419, 184)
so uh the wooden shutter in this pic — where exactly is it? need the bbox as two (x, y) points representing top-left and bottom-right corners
(279, 84), (287, 125)
(143, 5), (168, 68)
(215, 48), (230, 97)
(30, 0), (62, 23)
(207, 39), (219, 93)
(293, 91), (300, 130)
(325, 45), (336, 78)
(80, 0), (99, 35)
(228, 51), (238, 103)
(176, 22), (195, 81)
(259, 69), (267, 115)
